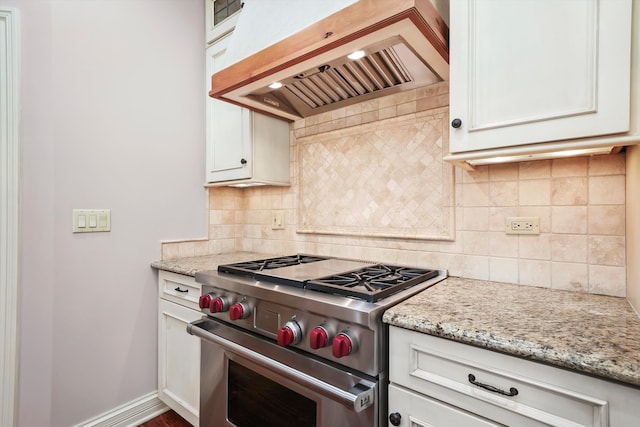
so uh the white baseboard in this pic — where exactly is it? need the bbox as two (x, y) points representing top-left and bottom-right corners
(74, 392), (169, 427)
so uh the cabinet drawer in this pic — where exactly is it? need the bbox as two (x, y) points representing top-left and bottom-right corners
(159, 270), (201, 310)
(389, 326), (608, 427)
(389, 384), (501, 427)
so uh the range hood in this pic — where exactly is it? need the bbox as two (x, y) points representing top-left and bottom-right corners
(210, 0), (449, 122)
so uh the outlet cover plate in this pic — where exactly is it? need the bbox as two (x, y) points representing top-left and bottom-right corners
(505, 216), (540, 235)
(271, 210), (285, 230)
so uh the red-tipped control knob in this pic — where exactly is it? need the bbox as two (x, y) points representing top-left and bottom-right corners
(278, 327), (295, 346)
(229, 303), (249, 321)
(198, 294), (213, 309)
(309, 327), (329, 349)
(277, 320), (302, 347)
(210, 296), (229, 313)
(332, 333), (354, 358)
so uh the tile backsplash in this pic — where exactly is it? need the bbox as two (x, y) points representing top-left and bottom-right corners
(455, 154), (625, 296)
(164, 81), (627, 297)
(297, 106), (454, 241)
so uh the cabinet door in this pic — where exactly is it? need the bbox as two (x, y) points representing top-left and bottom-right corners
(158, 299), (201, 426)
(449, 0), (632, 153)
(388, 385), (501, 427)
(206, 34), (252, 183)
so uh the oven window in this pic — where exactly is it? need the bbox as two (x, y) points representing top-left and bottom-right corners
(228, 360), (317, 427)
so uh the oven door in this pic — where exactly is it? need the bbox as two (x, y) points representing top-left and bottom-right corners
(187, 317), (378, 427)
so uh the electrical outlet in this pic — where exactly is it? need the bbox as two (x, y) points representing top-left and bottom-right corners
(505, 216), (540, 235)
(271, 210), (285, 230)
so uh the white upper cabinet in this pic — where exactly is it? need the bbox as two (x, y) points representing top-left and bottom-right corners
(206, 34), (249, 182)
(448, 0), (636, 162)
(205, 34), (290, 186)
(205, 0), (242, 45)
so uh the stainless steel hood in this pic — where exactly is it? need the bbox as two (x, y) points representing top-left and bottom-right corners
(210, 0), (449, 122)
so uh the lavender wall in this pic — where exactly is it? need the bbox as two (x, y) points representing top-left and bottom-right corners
(7, 1), (207, 425)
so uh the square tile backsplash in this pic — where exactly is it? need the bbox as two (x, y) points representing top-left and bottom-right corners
(177, 81), (627, 297)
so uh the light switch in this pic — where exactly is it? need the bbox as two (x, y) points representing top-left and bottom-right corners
(98, 214), (108, 228)
(73, 209), (111, 233)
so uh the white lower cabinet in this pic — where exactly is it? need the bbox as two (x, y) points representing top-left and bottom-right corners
(388, 325), (640, 427)
(389, 384), (500, 426)
(158, 271), (201, 426)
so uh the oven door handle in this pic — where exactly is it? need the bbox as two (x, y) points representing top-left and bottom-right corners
(187, 318), (374, 413)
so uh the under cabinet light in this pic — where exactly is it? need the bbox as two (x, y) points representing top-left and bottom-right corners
(268, 82), (283, 89)
(229, 183), (267, 188)
(465, 147), (616, 166)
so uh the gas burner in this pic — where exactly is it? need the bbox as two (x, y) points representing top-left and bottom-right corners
(218, 254), (329, 277)
(307, 265), (439, 302)
(263, 255), (329, 268)
(218, 256), (441, 302)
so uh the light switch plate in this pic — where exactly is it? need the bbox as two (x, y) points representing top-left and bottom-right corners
(73, 209), (111, 233)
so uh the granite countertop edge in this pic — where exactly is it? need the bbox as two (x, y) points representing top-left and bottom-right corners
(151, 258), (202, 276)
(383, 277), (640, 388)
(150, 252), (282, 277)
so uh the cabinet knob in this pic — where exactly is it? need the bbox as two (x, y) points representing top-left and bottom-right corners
(389, 412), (402, 426)
(240, 158), (247, 165)
(451, 118), (462, 128)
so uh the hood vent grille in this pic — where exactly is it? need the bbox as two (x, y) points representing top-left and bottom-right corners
(287, 46), (413, 109)
(212, 0), (450, 122)
(246, 36), (442, 118)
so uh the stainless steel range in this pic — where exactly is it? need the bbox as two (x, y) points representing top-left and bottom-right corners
(187, 254), (446, 427)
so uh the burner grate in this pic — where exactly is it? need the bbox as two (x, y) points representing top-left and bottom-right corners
(218, 256), (439, 303)
(307, 265), (439, 302)
(218, 255), (328, 277)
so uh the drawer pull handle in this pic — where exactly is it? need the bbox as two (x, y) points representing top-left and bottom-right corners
(174, 287), (189, 293)
(468, 374), (518, 397)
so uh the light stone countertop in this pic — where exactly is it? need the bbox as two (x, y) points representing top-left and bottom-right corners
(151, 256), (640, 387)
(383, 276), (640, 388)
(150, 252), (281, 276)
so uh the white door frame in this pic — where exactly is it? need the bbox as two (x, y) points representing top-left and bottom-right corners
(1, 7), (20, 427)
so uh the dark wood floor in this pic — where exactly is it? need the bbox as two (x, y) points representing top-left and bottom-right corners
(138, 409), (192, 427)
